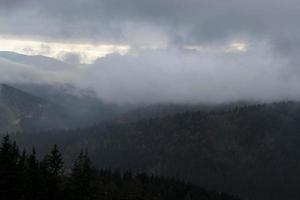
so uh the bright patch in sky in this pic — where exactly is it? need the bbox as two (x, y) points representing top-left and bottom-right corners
(226, 42), (248, 52)
(185, 42), (249, 53)
(0, 35), (248, 65)
(0, 36), (130, 64)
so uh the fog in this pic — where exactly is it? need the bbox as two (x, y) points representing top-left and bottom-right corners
(0, 0), (300, 104)
(79, 42), (299, 104)
(0, 41), (298, 104)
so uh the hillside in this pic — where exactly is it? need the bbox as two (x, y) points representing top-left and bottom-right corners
(116, 101), (256, 123)
(0, 83), (132, 133)
(14, 83), (129, 126)
(0, 84), (71, 132)
(88, 102), (300, 199)
(0, 136), (240, 200)
(14, 102), (300, 200)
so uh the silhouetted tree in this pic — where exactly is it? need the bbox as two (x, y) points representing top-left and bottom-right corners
(69, 150), (97, 200)
(41, 144), (64, 200)
(0, 135), (20, 200)
(0, 136), (240, 200)
(25, 148), (41, 200)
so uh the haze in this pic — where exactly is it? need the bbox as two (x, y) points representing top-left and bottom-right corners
(0, 0), (300, 103)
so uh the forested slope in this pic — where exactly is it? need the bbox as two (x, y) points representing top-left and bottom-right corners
(0, 136), (239, 200)
(13, 102), (300, 199)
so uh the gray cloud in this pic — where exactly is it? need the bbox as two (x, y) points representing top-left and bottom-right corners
(0, 0), (299, 45)
(0, 0), (300, 103)
(1, 42), (299, 104)
(78, 43), (300, 104)
(60, 53), (81, 65)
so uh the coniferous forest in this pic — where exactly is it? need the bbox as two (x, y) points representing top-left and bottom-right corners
(11, 102), (300, 200)
(0, 135), (239, 200)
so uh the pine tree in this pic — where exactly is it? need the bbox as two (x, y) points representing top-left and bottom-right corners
(41, 144), (64, 200)
(69, 150), (97, 200)
(0, 135), (20, 200)
(43, 145), (64, 176)
(25, 148), (41, 200)
(17, 150), (27, 200)
(0, 135), (240, 200)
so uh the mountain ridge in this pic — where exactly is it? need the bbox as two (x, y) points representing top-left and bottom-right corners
(0, 51), (72, 71)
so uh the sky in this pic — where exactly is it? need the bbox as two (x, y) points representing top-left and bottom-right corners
(0, 0), (300, 103)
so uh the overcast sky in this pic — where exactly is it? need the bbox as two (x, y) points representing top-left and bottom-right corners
(0, 0), (300, 103)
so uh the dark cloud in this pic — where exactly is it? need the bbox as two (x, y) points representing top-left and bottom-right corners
(1, 0), (300, 45)
(0, 0), (25, 7)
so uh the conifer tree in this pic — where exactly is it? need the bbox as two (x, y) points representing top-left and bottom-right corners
(0, 135), (241, 200)
(69, 150), (96, 200)
(17, 150), (27, 199)
(0, 135), (19, 200)
(41, 144), (64, 200)
(25, 148), (41, 200)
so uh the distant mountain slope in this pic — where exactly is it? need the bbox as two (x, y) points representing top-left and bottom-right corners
(116, 101), (255, 123)
(91, 102), (300, 200)
(0, 83), (134, 133)
(0, 51), (71, 71)
(0, 84), (70, 133)
(14, 83), (130, 126)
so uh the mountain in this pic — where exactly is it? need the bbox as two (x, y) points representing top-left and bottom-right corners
(0, 83), (133, 133)
(13, 102), (300, 200)
(0, 84), (72, 133)
(13, 83), (130, 126)
(0, 51), (71, 71)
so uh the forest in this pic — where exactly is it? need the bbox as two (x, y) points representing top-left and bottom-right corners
(0, 135), (239, 200)
(12, 102), (300, 200)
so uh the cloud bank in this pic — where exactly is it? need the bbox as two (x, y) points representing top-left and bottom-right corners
(0, 0), (300, 103)
(79, 42), (299, 104)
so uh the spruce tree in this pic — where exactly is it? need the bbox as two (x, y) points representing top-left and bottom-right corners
(17, 150), (27, 200)
(69, 150), (96, 200)
(25, 148), (41, 200)
(41, 144), (64, 200)
(0, 135), (20, 200)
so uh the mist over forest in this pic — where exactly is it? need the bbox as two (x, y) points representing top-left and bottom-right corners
(1, 0), (300, 200)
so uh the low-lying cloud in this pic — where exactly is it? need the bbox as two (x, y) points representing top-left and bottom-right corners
(1, 0), (300, 104)
(79, 41), (298, 104)
(0, 38), (299, 104)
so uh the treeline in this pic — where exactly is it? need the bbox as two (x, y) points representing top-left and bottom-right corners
(0, 135), (239, 200)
